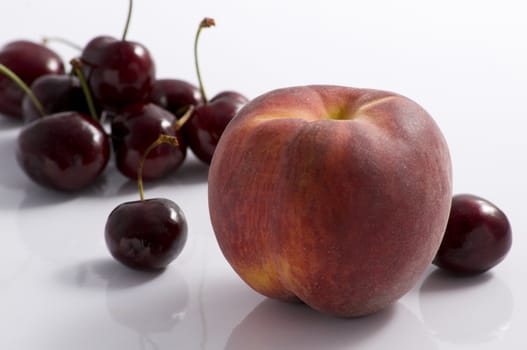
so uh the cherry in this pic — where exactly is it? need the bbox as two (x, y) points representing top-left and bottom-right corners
(183, 18), (248, 164)
(80, 0), (155, 112)
(433, 194), (512, 275)
(81, 37), (155, 112)
(105, 198), (187, 270)
(0, 40), (65, 118)
(149, 78), (203, 117)
(111, 103), (188, 180)
(16, 111), (110, 191)
(185, 91), (248, 163)
(105, 135), (188, 270)
(21, 74), (93, 123)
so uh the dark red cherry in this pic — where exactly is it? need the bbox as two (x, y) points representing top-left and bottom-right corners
(80, 36), (155, 112)
(22, 74), (94, 123)
(16, 112), (110, 191)
(184, 91), (248, 164)
(111, 103), (186, 180)
(149, 79), (203, 117)
(0, 40), (65, 118)
(105, 198), (187, 270)
(433, 194), (512, 275)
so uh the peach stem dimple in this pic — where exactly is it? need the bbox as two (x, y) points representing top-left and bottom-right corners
(350, 95), (398, 119)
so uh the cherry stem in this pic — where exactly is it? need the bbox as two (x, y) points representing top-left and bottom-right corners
(70, 59), (99, 121)
(194, 17), (215, 103)
(122, 0), (133, 41)
(42, 36), (82, 51)
(137, 134), (180, 201)
(0, 63), (45, 117)
(173, 105), (194, 131)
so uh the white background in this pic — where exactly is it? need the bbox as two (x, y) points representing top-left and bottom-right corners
(1, 0), (526, 349)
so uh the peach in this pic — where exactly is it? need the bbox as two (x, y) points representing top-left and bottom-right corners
(208, 85), (452, 317)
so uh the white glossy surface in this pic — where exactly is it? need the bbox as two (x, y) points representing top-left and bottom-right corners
(1, 1), (526, 349)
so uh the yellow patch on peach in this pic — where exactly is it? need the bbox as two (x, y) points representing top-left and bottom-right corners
(235, 255), (307, 302)
(236, 260), (279, 295)
(274, 255), (305, 293)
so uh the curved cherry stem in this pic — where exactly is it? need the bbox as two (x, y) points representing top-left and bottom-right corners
(137, 134), (180, 201)
(122, 0), (133, 41)
(173, 105), (194, 131)
(42, 36), (82, 51)
(0, 63), (45, 117)
(136, 106), (194, 201)
(70, 59), (99, 121)
(194, 17), (215, 103)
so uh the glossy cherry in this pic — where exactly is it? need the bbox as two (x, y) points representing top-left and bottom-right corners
(111, 103), (187, 180)
(80, 0), (155, 112)
(81, 37), (155, 112)
(184, 18), (248, 164)
(0, 40), (65, 118)
(433, 194), (512, 275)
(16, 111), (110, 191)
(105, 197), (188, 270)
(22, 74), (93, 123)
(149, 78), (203, 117)
(185, 91), (248, 163)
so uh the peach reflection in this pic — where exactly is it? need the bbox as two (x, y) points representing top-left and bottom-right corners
(225, 298), (437, 350)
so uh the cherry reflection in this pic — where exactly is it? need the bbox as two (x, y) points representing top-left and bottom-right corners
(419, 268), (513, 344)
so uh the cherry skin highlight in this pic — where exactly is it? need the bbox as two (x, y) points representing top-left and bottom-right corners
(433, 193), (512, 275)
(0, 40), (65, 118)
(105, 198), (187, 270)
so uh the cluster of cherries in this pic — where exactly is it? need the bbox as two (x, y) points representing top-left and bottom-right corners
(0, 19), (247, 192)
(0, 1), (247, 270)
(0, 2), (512, 275)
